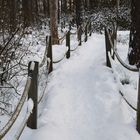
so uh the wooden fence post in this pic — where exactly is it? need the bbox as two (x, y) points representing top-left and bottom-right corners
(27, 61), (38, 129)
(105, 28), (111, 67)
(137, 69), (140, 133)
(69, 24), (71, 31)
(47, 36), (53, 73)
(89, 22), (92, 36)
(109, 29), (115, 60)
(66, 31), (70, 59)
(78, 26), (82, 46)
(112, 26), (117, 60)
(85, 23), (88, 42)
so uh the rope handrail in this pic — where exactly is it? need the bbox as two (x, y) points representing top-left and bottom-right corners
(70, 45), (79, 51)
(53, 54), (66, 64)
(53, 30), (70, 63)
(37, 73), (47, 104)
(108, 52), (137, 111)
(0, 36), (49, 139)
(38, 59), (51, 104)
(38, 86), (47, 104)
(39, 47), (47, 68)
(39, 55), (47, 68)
(14, 99), (33, 140)
(0, 19), (94, 139)
(58, 31), (68, 43)
(119, 90), (137, 111)
(70, 26), (81, 35)
(37, 36), (52, 104)
(105, 27), (138, 111)
(106, 27), (139, 72)
(0, 77), (31, 139)
(70, 31), (77, 35)
(54, 21), (93, 62)
(39, 37), (49, 68)
(114, 48), (138, 72)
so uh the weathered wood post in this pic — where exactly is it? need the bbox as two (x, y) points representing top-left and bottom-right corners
(137, 69), (140, 133)
(66, 31), (70, 59)
(109, 29), (115, 60)
(105, 28), (111, 68)
(78, 26), (82, 46)
(85, 23), (88, 42)
(27, 61), (38, 129)
(89, 22), (92, 36)
(113, 24), (118, 60)
(47, 36), (53, 73)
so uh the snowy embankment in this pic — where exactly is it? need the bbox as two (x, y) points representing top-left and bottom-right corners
(21, 33), (140, 140)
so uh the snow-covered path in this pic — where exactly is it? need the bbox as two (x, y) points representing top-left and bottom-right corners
(21, 34), (140, 140)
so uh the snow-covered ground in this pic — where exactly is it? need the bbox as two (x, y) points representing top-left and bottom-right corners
(18, 32), (140, 140)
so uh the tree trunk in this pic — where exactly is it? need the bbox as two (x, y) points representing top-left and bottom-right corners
(9, 0), (16, 33)
(22, 0), (30, 27)
(46, 0), (50, 18)
(62, 0), (67, 14)
(43, 0), (47, 16)
(75, 0), (83, 27)
(128, 0), (140, 67)
(49, 0), (59, 45)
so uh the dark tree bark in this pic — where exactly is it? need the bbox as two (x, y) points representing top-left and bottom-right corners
(75, 0), (83, 27)
(69, 0), (72, 13)
(32, 0), (38, 24)
(62, 0), (67, 14)
(89, 0), (93, 10)
(22, 0), (30, 27)
(46, 0), (50, 18)
(128, 0), (140, 67)
(49, 0), (59, 44)
(43, 0), (47, 16)
(9, 0), (16, 32)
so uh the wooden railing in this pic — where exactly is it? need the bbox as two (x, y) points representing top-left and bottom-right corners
(52, 20), (93, 65)
(0, 36), (51, 139)
(0, 64), (32, 139)
(104, 27), (140, 133)
(0, 19), (94, 139)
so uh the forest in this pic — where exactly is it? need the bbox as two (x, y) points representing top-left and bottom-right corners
(0, 0), (140, 140)
(0, 0), (132, 85)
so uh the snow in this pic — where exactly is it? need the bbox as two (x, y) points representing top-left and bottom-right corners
(30, 62), (35, 71)
(27, 99), (34, 114)
(19, 32), (140, 140)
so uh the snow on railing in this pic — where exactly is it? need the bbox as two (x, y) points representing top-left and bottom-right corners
(13, 99), (34, 140)
(51, 20), (93, 64)
(104, 27), (140, 134)
(39, 36), (50, 68)
(0, 36), (52, 139)
(108, 52), (137, 111)
(0, 76), (31, 139)
(0, 20), (94, 140)
(105, 28), (138, 72)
